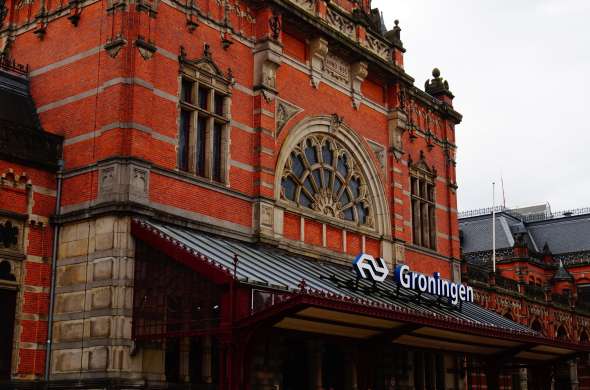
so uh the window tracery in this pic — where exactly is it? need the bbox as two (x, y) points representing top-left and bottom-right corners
(280, 134), (373, 227)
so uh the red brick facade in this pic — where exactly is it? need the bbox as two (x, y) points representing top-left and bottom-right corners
(9, 0), (571, 387)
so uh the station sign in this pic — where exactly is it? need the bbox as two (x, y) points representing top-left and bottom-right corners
(353, 253), (474, 305)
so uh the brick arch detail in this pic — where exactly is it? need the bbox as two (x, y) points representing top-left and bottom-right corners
(274, 115), (392, 238)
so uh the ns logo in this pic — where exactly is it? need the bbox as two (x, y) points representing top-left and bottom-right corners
(353, 253), (389, 283)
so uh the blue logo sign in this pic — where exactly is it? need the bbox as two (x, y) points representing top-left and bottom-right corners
(353, 253), (389, 282)
(352, 254), (474, 305)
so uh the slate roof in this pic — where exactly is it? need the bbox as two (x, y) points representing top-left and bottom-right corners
(0, 61), (62, 170)
(135, 219), (535, 335)
(460, 211), (590, 256)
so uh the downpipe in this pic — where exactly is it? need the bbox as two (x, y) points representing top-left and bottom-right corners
(44, 159), (64, 382)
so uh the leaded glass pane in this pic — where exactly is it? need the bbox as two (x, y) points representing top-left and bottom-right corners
(305, 141), (318, 165)
(283, 177), (296, 201)
(337, 154), (348, 178)
(292, 155), (305, 177)
(322, 143), (333, 165)
(350, 178), (360, 198)
(357, 203), (367, 224)
(280, 134), (373, 227)
(312, 170), (323, 190)
(303, 177), (314, 195)
(299, 192), (312, 208)
(339, 190), (350, 205)
(343, 207), (354, 221)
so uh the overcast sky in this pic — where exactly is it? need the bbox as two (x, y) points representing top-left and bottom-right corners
(374, 0), (590, 212)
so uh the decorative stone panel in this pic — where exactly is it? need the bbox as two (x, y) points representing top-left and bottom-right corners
(97, 160), (150, 205)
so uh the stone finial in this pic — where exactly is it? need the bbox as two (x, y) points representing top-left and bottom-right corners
(425, 67), (454, 103)
(385, 19), (403, 48)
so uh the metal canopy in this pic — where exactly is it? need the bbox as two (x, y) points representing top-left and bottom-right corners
(131, 219), (590, 363)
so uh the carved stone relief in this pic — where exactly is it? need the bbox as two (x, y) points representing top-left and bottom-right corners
(363, 32), (391, 62)
(324, 53), (350, 85)
(388, 110), (407, 161)
(366, 139), (386, 171)
(308, 37), (328, 88)
(97, 160), (150, 205)
(254, 39), (283, 97)
(326, 7), (355, 40)
(350, 61), (368, 109)
(291, 0), (315, 13)
(276, 99), (303, 137)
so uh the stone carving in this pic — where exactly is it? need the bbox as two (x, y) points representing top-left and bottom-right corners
(324, 53), (350, 85)
(98, 161), (150, 204)
(350, 61), (367, 109)
(280, 134), (374, 227)
(367, 140), (385, 170)
(135, 36), (157, 60)
(254, 40), (283, 94)
(329, 113), (343, 133)
(132, 168), (147, 193)
(388, 110), (407, 161)
(15, 0), (33, 10)
(308, 37), (328, 88)
(269, 14), (281, 40)
(260, 204), (273, 228)
(100, 167), (115, 191)
(291, 0), (314, 13)
(276, 99), (303, 137)
(104, 36), (127, 58)
(326, 7), (355, 39)
(364, 32), (391, 62)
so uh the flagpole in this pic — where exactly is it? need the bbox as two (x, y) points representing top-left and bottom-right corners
(492, 182), (496, 273)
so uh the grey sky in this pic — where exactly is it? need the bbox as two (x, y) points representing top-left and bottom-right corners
(374, 0), (590, 212)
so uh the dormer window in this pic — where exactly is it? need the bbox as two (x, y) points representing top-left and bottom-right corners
(178, 49), (231, 183)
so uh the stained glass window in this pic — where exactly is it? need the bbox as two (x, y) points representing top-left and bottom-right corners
(280, 134), (373, 227)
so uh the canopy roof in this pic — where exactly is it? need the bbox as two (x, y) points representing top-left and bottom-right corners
(131, 219), (590, 364)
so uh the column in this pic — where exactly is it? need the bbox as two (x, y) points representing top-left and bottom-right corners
(308, 340), (323, 390)
(519, 367), (528, 390)
(202, 336), (213, 384)
(570, 359), (579, 390)
(179, 337), (190, 382)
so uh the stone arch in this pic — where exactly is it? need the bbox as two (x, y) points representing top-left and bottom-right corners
(275, 115), (391, 238)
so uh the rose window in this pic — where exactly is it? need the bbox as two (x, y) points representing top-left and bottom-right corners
(280, 134), (373, 227)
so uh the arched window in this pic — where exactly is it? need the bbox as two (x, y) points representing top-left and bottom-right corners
(580, 330), (589, 343)
(280, 134), (373, 227)
(556, 325), (568, 340)
(531, 319), (543, 334)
